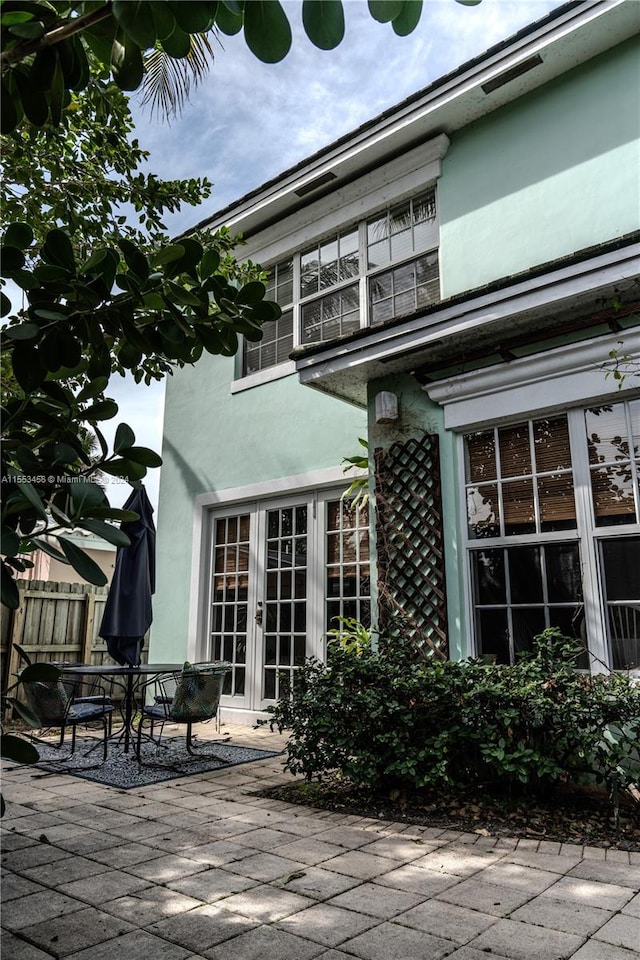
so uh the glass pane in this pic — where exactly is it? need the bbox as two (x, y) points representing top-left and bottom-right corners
(413, 190), (436, 223)
(280, 635), (291, 664)
(601, 537), (640, 601)
(234, 667), (245, 695)
(499, 424), (532, 477)
(394, 290), (416, 317)
(371, 299), (393, 326)
(467, 484), (500, 538)
(534, 417), (572, 472)
(389, 229), (412, 263)
(294, 636), (306, 665)
(390, 200), (410, 234)
(263, 669), (276, 699)
(368, 215), (388, 245)
(477, 609), (509, 664)
(465, 431), (497, 483)
(585, 404), (630, 465)
(368, 238), (389, 270)
(393, 262), (414, 293)
(607, 607), (640, 670)
(546, 543), (582, 603)
(294, 603), (306, 632)
(473, 550), (506, 604)
(295, 506), (307, 535)
(591, 467), (636, 526)
(508, 546), (542, 603)
(370, 271), (392, 302)
(631, 399), (640, 457)
(512, 608), (545, 656)
(503, 479), (535, 535)
(280, 604), (291, 632)
(264, 635), (276, 665)
(539, 474), (576, 531)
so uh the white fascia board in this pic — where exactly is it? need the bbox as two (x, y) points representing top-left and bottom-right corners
(427, 330), (640, 431)
(295, 241), (640, 381)
(202, 0), (630, 240)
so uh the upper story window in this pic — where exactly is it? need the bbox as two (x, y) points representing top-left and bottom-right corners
(241, 188), (439, 376)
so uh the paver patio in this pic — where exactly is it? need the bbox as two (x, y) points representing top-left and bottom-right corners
(2, 723), (638, 960)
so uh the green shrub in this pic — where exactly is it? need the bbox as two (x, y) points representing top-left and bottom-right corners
(264, 628), (640, 799)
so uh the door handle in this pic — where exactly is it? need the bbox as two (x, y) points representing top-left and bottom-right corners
(255, 602), (263, 626)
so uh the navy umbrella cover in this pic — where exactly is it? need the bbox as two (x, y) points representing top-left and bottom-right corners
(99, 485), (156, 666)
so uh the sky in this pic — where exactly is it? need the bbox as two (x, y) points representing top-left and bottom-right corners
(108, 0), (565, 512)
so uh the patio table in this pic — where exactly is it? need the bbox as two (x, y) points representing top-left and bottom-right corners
(59, 663), (183, 754)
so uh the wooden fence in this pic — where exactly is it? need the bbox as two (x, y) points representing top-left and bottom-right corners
(1, 580), (148, 715)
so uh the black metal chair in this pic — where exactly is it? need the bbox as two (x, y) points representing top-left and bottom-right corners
(135, 662), (230, 761)
(22, 676), (114, 762)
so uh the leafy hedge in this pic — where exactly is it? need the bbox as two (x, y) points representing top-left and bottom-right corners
(265, 628), (640, 799)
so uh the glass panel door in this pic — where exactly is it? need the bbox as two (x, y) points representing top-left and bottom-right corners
(210, 514), (251, 699)
(262, 504), (308, 703)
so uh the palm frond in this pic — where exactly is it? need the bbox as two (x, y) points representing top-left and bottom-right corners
(140, 33), (218, 121)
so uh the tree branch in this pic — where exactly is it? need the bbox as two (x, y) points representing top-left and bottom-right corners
(1, 4), (113, 73)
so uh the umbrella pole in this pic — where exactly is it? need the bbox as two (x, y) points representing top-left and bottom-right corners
(123, 671), (134, 753)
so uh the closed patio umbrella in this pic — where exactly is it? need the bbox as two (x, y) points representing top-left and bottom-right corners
(99, 485), (156, 667)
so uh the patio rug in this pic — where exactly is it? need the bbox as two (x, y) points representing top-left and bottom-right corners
(32, 737), (281, 789)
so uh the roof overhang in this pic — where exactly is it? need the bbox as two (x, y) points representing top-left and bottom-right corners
(191, 0), (638, 242)
(293, 237), (640, 407)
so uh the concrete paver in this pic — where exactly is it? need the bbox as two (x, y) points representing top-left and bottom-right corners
(2, 722), (638, 960)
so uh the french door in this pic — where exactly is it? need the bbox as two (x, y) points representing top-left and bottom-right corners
(205, 491), (370, 712)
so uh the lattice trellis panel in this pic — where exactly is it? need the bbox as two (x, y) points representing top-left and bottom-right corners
(374, 433), (448, 660)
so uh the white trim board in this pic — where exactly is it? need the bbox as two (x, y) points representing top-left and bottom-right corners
(426, 331), (640, 430)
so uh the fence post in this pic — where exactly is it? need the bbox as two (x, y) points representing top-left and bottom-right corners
(82, 589), (96, 664)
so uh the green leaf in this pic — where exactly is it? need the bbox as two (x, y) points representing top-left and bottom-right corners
(4, 323), (40, 341)
(76, 377), (109, 402)
(42, 229), (76, 272)
(66, 479), (108, 515)
(368, 0), (405, 22)
(100, 459), (147, 481)
(118, 237), (149, 280)
(4, 222), (34, 250)
(13, 643), (32, 667)
(0, 245), (25, 275)
(1, 572), (19, 609)
(0, 734), (39, 765)
(1, 525), (20, 557)
(454, 0), (482, 5)
(11, 342), (46, 390)
(8, 19), (45, 40)
(111, 28), (145, 90)
(112, 1), (157, 50)
(81, 400), (119, 422)
(58, 536), (108, 586)
(1, 77), (18, 134)
(83, 508), (140, 522)
(9, 471), (47, 520)
(169, 0), (217, 33)
(236, 280), (266, 306)
(153, 243), (185, 265)
(160, 23), (191, 57)
(114, 422), (136, 453)
(244, 1), (292, 63)
(49, 54), (65, 125)
(302, 0), (345, 49)
(392, 0), (422, 36)
(166, 281), (201, 306)
(117, 446), (162, 467)
(1, 291), (11, 317)
(76, 519), (131, 547)
(29, 47), (57, 91)
(150, 2), (176, 40)
(215, 2), (242, 35)
(29, 537), (67, 563)
(199, 247), (220, 277)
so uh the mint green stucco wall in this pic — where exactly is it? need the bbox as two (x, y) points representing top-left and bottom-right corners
(367, 376), (466, 661)
(439, 39), (640, 297)
(152, 354), (366, 661)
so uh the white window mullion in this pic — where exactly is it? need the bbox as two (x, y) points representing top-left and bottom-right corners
(567, 409), (609, 671)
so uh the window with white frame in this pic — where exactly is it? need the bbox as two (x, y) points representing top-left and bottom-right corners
(241, 188), (439, 375)
(207, 490), (371, 708)
(463, 399), (640, 671)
